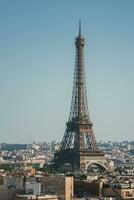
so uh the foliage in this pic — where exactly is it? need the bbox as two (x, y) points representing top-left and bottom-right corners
(0, 163), (14, 172)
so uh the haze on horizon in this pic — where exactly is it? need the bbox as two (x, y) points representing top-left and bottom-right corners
(0, 0), (134, 143)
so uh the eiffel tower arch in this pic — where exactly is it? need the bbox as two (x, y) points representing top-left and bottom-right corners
(53, 22), (108, 171)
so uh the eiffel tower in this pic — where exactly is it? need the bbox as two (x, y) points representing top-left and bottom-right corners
(53, 22), (107, 171)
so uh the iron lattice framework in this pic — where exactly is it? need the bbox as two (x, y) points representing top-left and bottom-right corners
(52, 22), (107, 171)
(59, 22), (98, 152)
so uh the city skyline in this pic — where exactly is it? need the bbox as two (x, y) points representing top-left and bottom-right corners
(0, 0), (134, 143)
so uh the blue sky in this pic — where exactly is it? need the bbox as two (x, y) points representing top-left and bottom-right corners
(0, 0), (134, 143)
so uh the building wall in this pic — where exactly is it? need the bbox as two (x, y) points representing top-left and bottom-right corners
(4, 176), (24, 189)
(38, 176), (65, 199)
(74, 181), (100, 196)
(103, 184), (134, 199)
(0, 186), (15, 200)
(65, 176), (74, 200)
(102, 186), (116, 197)
(0, 177), (4, 185)
(115, 188), (134, 198)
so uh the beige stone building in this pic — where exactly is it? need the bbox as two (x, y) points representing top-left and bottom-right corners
(0, 176), (74, 200)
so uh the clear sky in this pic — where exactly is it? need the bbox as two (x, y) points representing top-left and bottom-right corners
(0, 0), (134, 143)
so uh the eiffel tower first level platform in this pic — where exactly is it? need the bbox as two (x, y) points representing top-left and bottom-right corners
(53, 21), (108, 171)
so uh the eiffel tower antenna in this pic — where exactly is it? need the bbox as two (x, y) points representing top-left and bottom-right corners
(79, 20), (81, 36)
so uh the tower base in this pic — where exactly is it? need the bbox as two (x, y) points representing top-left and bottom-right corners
(53, 149), (108, 171)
